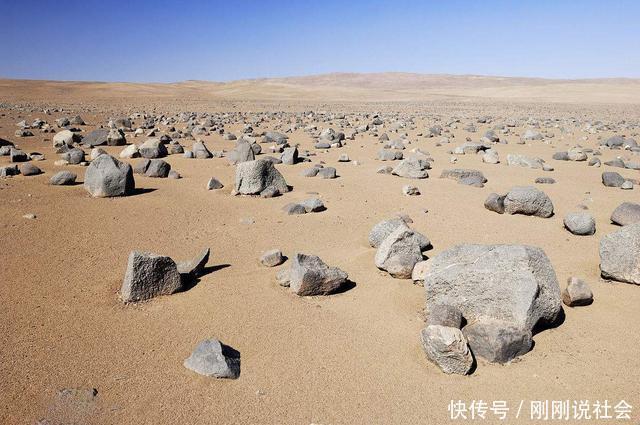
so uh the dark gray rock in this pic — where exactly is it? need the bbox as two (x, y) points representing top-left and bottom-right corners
(183, 339), (240, 379)
(49, 171), (77, 185)
(84, 154), (135, 197)
(611, 202), (640, 226)
(289, 253), (349, 296)
(602, 172), (625, 187)
(144, 159), (171, 178)
(121, 251), (182, 302)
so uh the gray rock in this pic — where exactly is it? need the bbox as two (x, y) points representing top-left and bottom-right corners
(301, 167), (320, 177)
(49, 171), (77, 185)
(424, 244), (562, 362)
(368, 218), (430, 250)
(599, 222), (640, 284)
(289, 253), (349, 296)
(176, 248), (210, 277)
(563, 212), (596, 235)
(402, 185), (420, 195)
(602, 172), (625, 187)
(392, 157), (430, 179)
(228, 141), (255, 164)
(611, 202), (640, 226)
(420, 325), (473, 375)
(300, 198), (325, 212)
(235, 159), (289, 195)
(133, 159), (150, 175)
(562, 277), (593, 307)
(260, 249), (285, 267)
(463, 319), (532, 363)
(282, 203), (307, 215)
(183, 339), (240, 379)
(139, 138), (167, 159)
(53, 130), (79, 148)
(82, 128), (109, 147)
(506, 154), (544, 169)
(424, 304), (463, 328)
(484, 193), (505, 214)
(106, 128), (126, 146)
(207, 177), (224, 190)
(552, 151), (569, 161)
(9, 148), (28, 162)
(144, 159), (171, 178)
(84, 154), (135, 197)
(567, 147), (587, 161)
(121, 251), (182, 302)
(374, 227), (424, 279)
(259, 186), (280, 198)
(19, 163), (42, 176)
(439, 169), (487, 185)
(535, 177), (556, 184)
(317, 167), (337, 179)
(61, 148), (85, 164)
(621, 180), (633, 190)
(192, 141), (213, 159)
(378, 149), (403, 161)
(503, 186), (554, 218)
(281, 147), (298, 165)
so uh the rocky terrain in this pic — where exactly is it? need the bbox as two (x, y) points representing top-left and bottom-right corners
(1, 74), (639, 424)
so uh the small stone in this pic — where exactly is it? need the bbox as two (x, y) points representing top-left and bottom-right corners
(402, 185), (420, 196)
(207, 177), (224, 190)
(562, 277), (593, 307)
(49, 171), (77, 185)
(563, 212), (596, 236)
(23, 213), (36, 219)
(183, 339), (240, 379)
(260, 249), (285, 267)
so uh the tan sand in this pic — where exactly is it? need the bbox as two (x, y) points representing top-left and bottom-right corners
(1, 74), (639, 424)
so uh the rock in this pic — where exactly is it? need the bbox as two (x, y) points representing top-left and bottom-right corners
(259, 186), (280, 198)
(119, 144), (140, 159)
(260, 249), (285, 267)
(535, 177), (556, 184)
(411, 260), (430, 283)
(402, 185), (420, 196)
(23, 213), (36, 219)
(602, 171), (625, 187)
(374, 227), (424, 279)
(463, 319), (532, 363)
(300, 198), (325, 212)
(139, 138), (167, 158)
(183, 339), (240, 379)
(424, 244), (562, 363)
(176, 248), (210, 277)
(107, 128), (126, 146)
(120, 251), (182, 302)
(338, 153), (350, 162)
(484, 193), (505, 214)
(82, 129), (109, 147)
(288, 253), (349, 296)
(228, 141), (255, 164)
(611, 202), (640, 226)
(599, 222), (640, 284)
(144, 159), (171, 178)
(552, 151), (569, 161)
(378, 149), (403, 161)
(589, 157), (601, 167)
(281, 147), (298, 165)
(368, 217), (428, 249)
(621, 180), (633, 190)
(9, 148), (28, 162)
(276, 269), (291, 287)
(192, 141), (213, 159)
(482, 149), (500, 164)
(563, 212), (596, 235)
(0, 165), (20, 177)
(207, 177), (224, 190)
(301, 167), (320, 177)
(133, 159), (150, 175)
(562, 277), (593, 307)
(424, 304), (463, 328)
(49, 171), (77, 185)
(440, 169), (487, 185)
(420, 325), (473, 375)
(61, 148), (85, 165)
(19, 163), (42, 176)
(84, 154), (135, 197)
(521, 129), (543, 141)
(282, 203), (307, 215)
(567, 147), (587, 161)
(317, 167), (337, 179)
(506, 154), (544, 169)
(91, 147), (107, 160)
(168, 170), (181, 179)
(503, 186), (554, 218)
(391, 157), (430, 179)
(53, 130), (79, 148)
(235, 159), (289, 195)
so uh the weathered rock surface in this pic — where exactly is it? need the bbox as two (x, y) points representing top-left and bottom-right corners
(289, 253), (349, 296)
(599, 223), (640, 284)
(183, 339), (240, 379)
(121, 251), (182, 302)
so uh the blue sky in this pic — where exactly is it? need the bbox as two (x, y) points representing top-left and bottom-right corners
(0, 0), (638, 82)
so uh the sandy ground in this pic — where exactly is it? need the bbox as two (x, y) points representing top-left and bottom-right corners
(1, 76), (639, 424)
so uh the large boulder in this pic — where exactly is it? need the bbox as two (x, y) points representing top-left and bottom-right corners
(374, 227), (425, 279)
(84, 154), (135, 197)
(611, 202), (640, 226)
(289, 253), (349, 296)
(503, 186), (554, 218)
(599, 222), (640, 284)
(53, 130), (79, 148)
(234, 159), (289, 195)
(121, 251), (182, 302)
(424, 244), (562, 363)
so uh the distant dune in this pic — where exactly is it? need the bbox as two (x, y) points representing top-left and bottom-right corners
(2, 72), (640, 105)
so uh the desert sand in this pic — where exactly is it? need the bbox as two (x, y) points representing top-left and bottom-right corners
(1, 74), (639, 424)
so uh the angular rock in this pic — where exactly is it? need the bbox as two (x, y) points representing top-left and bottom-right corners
(503, 186), (554, 218)
(144, 159), (171, 178)
(234, 159), (289, 195)
(599, 222), (640, 284)
(562, 277), (593, 307)
(183, 339), (240, 379)
(176, 248), (210, 277)
(260, 249), (285, 267)
(420, 325), (473, 375)
(484, 193), (505, 214)
(139, 138), (167, 159)
(392, 157), (430, 179)
(207, 177), (224, 190)
(121, 251), (182, 302)
(289, 253), (349, 296)
(84, 154), (135, 197)
(611, 202), (640, 226)
(374, 227), (424, 279)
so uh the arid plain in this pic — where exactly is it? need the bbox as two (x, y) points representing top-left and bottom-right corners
(1, 74), (639, 424)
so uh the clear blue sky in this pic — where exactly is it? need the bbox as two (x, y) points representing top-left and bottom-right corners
(1, 0), (638, 82)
